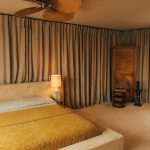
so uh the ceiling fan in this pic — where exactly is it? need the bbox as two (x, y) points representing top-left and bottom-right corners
(15, 0), (81, 21)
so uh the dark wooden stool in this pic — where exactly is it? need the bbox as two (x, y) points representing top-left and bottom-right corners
(112, 88), (127, 108)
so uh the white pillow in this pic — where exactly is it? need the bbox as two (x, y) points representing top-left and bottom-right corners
(0, 97), (56, 112)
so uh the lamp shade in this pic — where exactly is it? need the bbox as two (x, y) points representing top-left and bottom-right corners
(51, 75), (62, 89)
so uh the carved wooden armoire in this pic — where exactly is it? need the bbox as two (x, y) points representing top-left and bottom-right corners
(112, 46), (137, 102)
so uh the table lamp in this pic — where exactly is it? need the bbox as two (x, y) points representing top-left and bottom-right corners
(51, 75), (62, 101)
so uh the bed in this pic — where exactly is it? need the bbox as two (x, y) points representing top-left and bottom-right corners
(0, 81), (124, 150)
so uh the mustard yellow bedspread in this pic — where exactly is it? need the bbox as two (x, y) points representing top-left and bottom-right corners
(0, 105), (102, 150)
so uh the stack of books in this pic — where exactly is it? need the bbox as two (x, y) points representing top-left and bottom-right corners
(112, 88), (126, 108)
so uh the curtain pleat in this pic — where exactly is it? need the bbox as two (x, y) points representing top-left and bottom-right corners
(0, 14), (121, 108)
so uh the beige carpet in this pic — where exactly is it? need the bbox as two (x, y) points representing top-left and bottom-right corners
(75, 103), (150, 150)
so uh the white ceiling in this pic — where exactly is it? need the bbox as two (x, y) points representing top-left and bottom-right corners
(0, 0), (150, 30)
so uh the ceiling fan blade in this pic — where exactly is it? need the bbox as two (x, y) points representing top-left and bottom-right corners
(24, 0), (55, 4)
(15, 7), (44, 17)
(52, 0), (81, 13)
(43, 9), (74, 21)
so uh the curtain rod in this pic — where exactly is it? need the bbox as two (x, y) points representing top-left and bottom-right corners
(123, 27), (150, 32)
(1, 13), (149, 32)
(0, 12), (123, 32)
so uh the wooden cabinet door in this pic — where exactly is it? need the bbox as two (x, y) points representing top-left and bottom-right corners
(112, 46), (137, 101)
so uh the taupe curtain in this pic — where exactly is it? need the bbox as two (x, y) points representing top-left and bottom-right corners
(55, 27), (121, 107)
(0, 14), (121, 108)
(120, 29), (150, 103)
(0, 15), (51, 83)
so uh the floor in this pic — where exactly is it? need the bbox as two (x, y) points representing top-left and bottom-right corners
(75, 103), (150, 150)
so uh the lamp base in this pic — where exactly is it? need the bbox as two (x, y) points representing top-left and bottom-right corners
(53, 90), (61, 102)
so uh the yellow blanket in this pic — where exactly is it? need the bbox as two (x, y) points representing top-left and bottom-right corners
(0, 105), (102, 150)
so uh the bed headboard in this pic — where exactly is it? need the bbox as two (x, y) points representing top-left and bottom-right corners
(0, 81), (53, 101)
